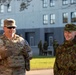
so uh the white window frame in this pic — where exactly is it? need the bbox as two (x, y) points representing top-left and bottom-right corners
(0, 19), (4, 27)
(70, 0), (76, 4)
(50, 0), (55, 7)
(63, 12), (68, 23)
(43, 14), (48, 24)
(71, 12), (76, 22)
(0, 4), (4, 13)
(43, 0), (48, 8)
(49, 36), (53, 46)
(30, 36), (34, 46)
(7, 4), (11, 12)
(50, 14), (55, 24)
(62, 0), (68, 5)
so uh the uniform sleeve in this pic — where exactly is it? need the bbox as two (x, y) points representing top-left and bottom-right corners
(69, 45), (76, 70)
(53, 47), (60, 75)
(19, 38), (32, 71)
(53, 58), (59, 75)
(19, 37), (33, 59)
(24, 40), (33, 59)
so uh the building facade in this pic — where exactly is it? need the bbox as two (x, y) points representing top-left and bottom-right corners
(0, 0), (76, 55)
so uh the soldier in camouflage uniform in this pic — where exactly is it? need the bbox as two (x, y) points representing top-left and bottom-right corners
(0, 18), (32, 75)
(54, 24), (76, 75)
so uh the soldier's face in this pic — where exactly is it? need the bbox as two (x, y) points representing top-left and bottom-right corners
(3, 26), (16, 38)
(64, 31), (76, 41)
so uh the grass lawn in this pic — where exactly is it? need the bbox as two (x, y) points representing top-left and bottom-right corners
(30, 56), (55, 70)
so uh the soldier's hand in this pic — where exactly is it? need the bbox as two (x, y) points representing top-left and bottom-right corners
(28, 51), (33, 60)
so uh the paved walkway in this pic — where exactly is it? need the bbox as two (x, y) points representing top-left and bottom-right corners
(26, 69), (53, 75)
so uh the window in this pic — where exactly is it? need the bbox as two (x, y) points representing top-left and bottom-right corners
(62, 0), (68, 5)
(0, 19), (4, 27)
(50, 14), (55, 24)
(49, 36), (53, 46)
(43, 0), (48, 8)
(30, 36), (34, 46)
(70, 0), (76, 4)
(50, 0), (55, 7)
(43, 14), (48, 24)
(71, 12), (76, 22)
(7, 4), (11, 12)
(0, 5), (4, 13)
(63, 13), (68, 23)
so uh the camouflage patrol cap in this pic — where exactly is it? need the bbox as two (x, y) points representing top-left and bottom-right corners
(4, 18), (17, 27)
(64, 24), (76, 31)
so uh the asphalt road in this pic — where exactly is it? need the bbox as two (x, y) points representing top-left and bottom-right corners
(26, 69), (53, 75)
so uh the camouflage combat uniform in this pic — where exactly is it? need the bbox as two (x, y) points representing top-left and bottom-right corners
(0, 34), (32, 75)
(54, 40), (76, 75)
(54, 24), (76, 75)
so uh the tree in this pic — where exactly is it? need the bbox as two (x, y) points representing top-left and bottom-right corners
(0, 0), (32, 11)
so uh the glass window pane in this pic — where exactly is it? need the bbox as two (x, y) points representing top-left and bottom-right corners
(43, 14), (48, 24)
(30, 36), (34, 46)
(71, 12), (76, 22)
(63, 13), (68, 23)
(50, 14), (55, 24)
(7, 5), (11, 12)
(0, 5), (4, 12)
(50, 0), (55, 7)
(0, 19), (4, 27)
(43, 0), (48, 8)
(70, 0), (76, 4)
(62, 0), (68, 5)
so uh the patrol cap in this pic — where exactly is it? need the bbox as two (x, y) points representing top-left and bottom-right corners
(64, 24), (76, 31)
(4, 18), (17, 27)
